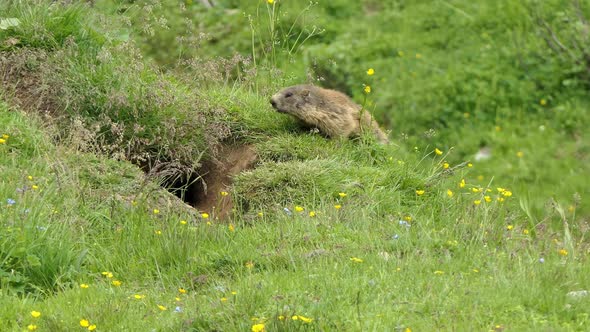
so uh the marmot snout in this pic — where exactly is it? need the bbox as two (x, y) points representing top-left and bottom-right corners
(270, 84), (389, 144)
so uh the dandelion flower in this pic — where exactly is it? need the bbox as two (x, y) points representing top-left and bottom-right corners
(443, 162), (450, 169)
(403, 215), (412, 222)
(435, 148), (443, 155)
(231, 291), (237, 295)
(364, 85), (371, 94)
(80, 283), (89, 289)
(112, 280), (122, 287)
(0, 138), (5, 144)
(27, 325), (37, 331)
(366, 68), (375, 76)
(101, 271), (113, 278)
(350, 257), (363, 263)
(334, 204), (342, 210)
(468, 163), (473, 167)
(294, 206), (304, 212)
(506, 225), (514, 231)
(523, 229), (529, 235)
(278, 315), (285, 320)
(338, 192), (347, 198)
(267, 0), (274, 4)
(88, 325), (97, 331)
(201, 213), (209, 219)
(446, 189), (453, 198)
(80, 319), (90, 327)
(153, 209), (160, 214)
(180, 220), (187, 225)
(474, 200), (482, 205)
(252, 323), (265, 332)
(220, 191), (229, 196)
(158, 305), (167, 311)
(309, 211), (316, 217)
(27, 175), (33, 180)
(558, 249), (568, 256)
(405, 328), (412, 332)
(415, 190), (425, 196)
(32, 185), (39, 190)
(31, 311), (41, 318)
(484, 196), (492, 203)
(178, 288), (187, 294)
(502, 190), (512, 197)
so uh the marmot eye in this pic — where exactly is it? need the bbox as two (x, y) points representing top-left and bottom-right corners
(284, 92), (293, 98)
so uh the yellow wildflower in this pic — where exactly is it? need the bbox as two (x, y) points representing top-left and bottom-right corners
(27, 325), (37, 331)
(220, 191), (229, 196)
(2, 134), (8, 139)
(446, 189), (453, 198)
(471, 188), (482, 193)
(80, 319), (90, 327)
(133, 294), (144, 299)
(220, 297), (228, 303)
(0, 138), (5, 144)
(502, 190), (512, 197)
(443, 162), (450, 169)
(516, 151), (524, 158)
(350, 257), (363, 263)
(496, 187), (505, 193)
(27, 175), (33, 180)
(201, 212), (209, 219)
(154, 230), (162, 235)
(112, 280), (122, 287)
(231, 291), (237, 295)
(158, 305), (167, 311)
(334, 204), (342, 210)
(415, 190), (425, 196)
(180, 220), (187, 225)
(179, 288), (187, 294)
(338, 192), (347, 198)
(415, 53), (422, 59)
(294, 206), (304, 212)
(88, 325), (97, 331)
(523, 229), (529, 235)
(398, 50), (404, 57)
(435, 148), (443, 155)
(474, 200), (482, 205)
(366, 68), (375, 76)
(506, 225), (514, 231)
(245, 261), (254, 269)
(309, 211), (316, 217)
(278, 315), (285, 320)
(80, 283), (89, 289)
(403, 215), (412, 222)
(364, 85), (371, 94)
(558, 249), (568, 256)
(267, 0), (274, 4)
(101, 271), (113, 278)
(434, 270), (445, 275)
(297, 315), (313, 323)
(484, 196), (492, 203)
(540, 98), (547, 106)
(257, 212), (264, 217)
(153, 209), (160, 214)
(497, 197), (505, 202)
(252, 323), (265, 332)
(459, 179), (465, 188)
(405, 328), (412, 332)
(228, 224), (235, 232)
(32, 185), (39, 190)
(468, 163), (473, 167)
(31, 311), (41, 318)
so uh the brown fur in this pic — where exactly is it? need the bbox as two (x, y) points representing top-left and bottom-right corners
(270, 85), (389, 144)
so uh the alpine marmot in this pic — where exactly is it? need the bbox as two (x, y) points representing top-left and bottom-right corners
(270, 84), (389, 143)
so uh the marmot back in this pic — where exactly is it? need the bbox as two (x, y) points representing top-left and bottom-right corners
(270, 84), (389, 144)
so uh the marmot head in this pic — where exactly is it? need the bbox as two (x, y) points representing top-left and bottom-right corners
(270, 85), (318, 116)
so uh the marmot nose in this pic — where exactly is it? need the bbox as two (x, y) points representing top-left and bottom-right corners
(270, 99), (277, 108)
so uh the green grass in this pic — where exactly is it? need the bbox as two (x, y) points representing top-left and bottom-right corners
(1, 0), (589, 331)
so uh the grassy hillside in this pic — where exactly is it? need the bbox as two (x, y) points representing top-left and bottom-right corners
(1, 1), (589, 331)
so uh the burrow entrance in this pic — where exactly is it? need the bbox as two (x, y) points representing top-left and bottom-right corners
(165, 144), (257, 220)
